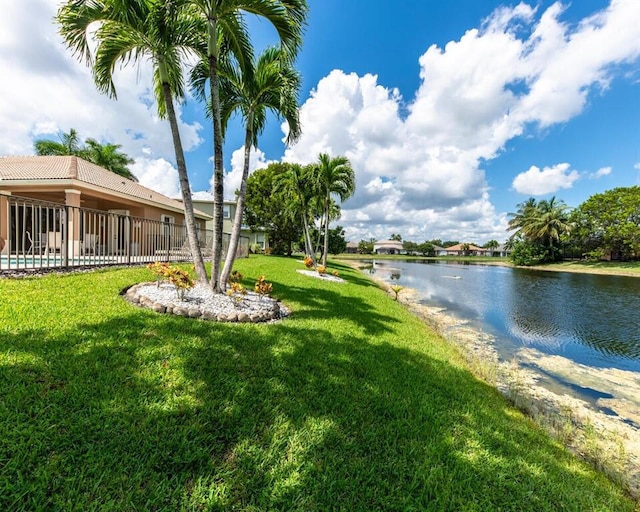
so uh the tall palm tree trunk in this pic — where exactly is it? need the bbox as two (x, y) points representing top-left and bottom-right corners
(314, 219), (323, 258)
(220, 122), (253, 288)
(161, 81), (208, 283)
(208, 21), (224, 293)
(322, 196), (330, 267)
(302, 214), (316, 267)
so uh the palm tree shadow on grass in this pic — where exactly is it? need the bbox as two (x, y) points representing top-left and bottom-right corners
(265, 279), (398, 335)
(0, 314), (632, 511)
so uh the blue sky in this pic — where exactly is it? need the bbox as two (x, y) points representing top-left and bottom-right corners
(0, 0), (638, 244)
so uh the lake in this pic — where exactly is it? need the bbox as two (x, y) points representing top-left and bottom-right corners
(369, 260), (640, 418)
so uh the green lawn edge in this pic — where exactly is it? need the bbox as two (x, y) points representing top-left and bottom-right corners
(0, 255), (635, 511)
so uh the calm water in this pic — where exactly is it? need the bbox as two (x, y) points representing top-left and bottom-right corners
(371, 260), (640, 373)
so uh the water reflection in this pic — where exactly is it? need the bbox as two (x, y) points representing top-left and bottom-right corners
(371, 259), (640, 372)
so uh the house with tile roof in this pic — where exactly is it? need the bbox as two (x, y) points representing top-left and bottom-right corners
(444, 243), (487, 256)
(373, 240), (403, 254)
(0, 155), (211, 258)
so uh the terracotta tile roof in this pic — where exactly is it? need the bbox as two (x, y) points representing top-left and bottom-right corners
(445, 243), (484, 252)
(374, 240), (403, 248)
(0, 155), (209, 218)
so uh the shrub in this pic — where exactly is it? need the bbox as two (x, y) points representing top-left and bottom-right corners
(229, 270), (244, 283)
(509, 242), (547, 266)
(226, 282), (247, 306)
(147, 261), (194, 300)
(254, 275), (273, 301)
(147, 261), (170, 287)
(303, 256), (314, 268)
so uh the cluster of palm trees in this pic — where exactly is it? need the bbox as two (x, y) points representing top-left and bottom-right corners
(34, 128), (137, 181)
(275, 153), (355, 269)
(507, 197), (572, 264)
(56, 0), (308, 292)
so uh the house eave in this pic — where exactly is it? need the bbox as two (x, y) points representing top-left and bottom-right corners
(0, 178), (211, 220)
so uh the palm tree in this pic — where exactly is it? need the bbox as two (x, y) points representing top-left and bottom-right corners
(204, 47), (302, 288)
(484, 239), (499, 256)
(507, 196), (572, 261)
(84, 139), (137, 181)
(34, 128), (83, 156)
(275, 163), (316, 266)
(313, 153), (355, 267)
(189, 0), (308, 292)
(35, 129), (138, 181)
(529, 197), (572, 256)
(57, 0), (208, 283)
(507, 197), (538, 239)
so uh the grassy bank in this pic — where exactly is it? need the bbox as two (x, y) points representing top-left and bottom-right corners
(527, 260), (640, 277)
(0, 257), (635, 511)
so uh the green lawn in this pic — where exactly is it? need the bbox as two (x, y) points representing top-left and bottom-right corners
(0, 256), (635, 511)
(534, 260), (640, 276)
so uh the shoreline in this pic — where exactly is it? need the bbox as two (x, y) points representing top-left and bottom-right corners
(343, 261), (640, 500)
(479, 259), (640, 278)
(336, 255), (640, 278)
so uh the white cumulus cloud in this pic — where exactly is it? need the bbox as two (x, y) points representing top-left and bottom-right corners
(130, 158), (181, 198)
(0, 0), (204, 194)
(283, 0), (640, 242)
(592, 166), (612, 178)
(512, 163), (580, 195)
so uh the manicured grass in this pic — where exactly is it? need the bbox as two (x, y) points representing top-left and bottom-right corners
(532, 260), (640, 277)
(0, 256), (635, 511)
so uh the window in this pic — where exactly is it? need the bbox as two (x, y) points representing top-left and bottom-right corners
(161, 214), (175, 235)
(256, 233), (265, 249)
(223, 205), (231, 219)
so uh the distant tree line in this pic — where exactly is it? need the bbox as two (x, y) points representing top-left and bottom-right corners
(355, 238), (492, 256)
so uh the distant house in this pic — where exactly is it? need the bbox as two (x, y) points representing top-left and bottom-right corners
(373, 240), (403, 254)
(188, 197), (268, 253)
(494, 244), (511, 257)
(444, 243), (485, 256)
(345, 241), (359, 254)
(433, 245), (448, 256)
(0, 155), (210, 257)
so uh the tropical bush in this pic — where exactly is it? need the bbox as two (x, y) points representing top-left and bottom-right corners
(229, 270), (244, 283)
(509, 241), (548, 266)
(226, 281), (247, 305)
(254, 275), (273, 300)
(147, 261), (195, 299)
